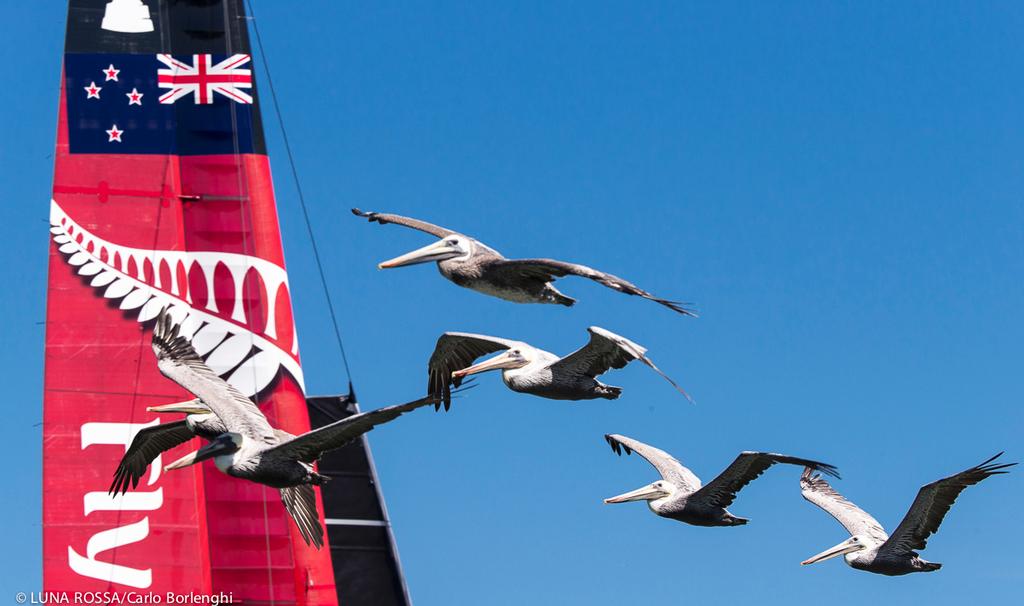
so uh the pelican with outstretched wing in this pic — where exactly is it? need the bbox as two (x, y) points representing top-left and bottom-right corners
(799, 453), (1015, 575)
(123, 308), (452, 549)
(352, 208), (696, 316)
(427, 326), (689, 410)
(109, 398), (221, 496)
(603, 434), (839, 527)
(109, 398), (312, 496)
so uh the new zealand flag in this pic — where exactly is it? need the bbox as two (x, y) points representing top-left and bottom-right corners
(65, 53), (262, 155)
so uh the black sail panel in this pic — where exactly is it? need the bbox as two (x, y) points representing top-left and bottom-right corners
(306, 394), (413, 606)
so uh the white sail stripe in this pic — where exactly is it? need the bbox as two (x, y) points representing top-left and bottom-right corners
(120, 287), (152, 311)
(90, 271), (118, 288)
(50, 199), (294, 343)
(178, 314), (204, 341)
(231, 271), (246, 322)
(264, 284), (279, 340)
(168, 261), (179, 295)
(68, 252), (91, 266)
(138, 297), (164, 323)
(78, 262), (103, 276)
(49, 199), (305, 395)
(105, 278), (134, 300)
(202, 263), (219, 314)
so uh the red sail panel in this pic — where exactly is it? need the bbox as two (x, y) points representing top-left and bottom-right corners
(43, 2), (337, 603)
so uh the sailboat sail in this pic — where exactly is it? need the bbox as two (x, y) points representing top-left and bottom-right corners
(306, 395), (413, 606)
(44, 1), (336, 602)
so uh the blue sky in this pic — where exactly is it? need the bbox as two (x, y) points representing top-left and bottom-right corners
(3, 2), (1023, 603)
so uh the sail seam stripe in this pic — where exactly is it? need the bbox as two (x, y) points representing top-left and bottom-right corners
(323, 519), (390, 527)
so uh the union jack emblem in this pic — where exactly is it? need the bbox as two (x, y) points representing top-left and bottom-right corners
(157, 54), (253, 105)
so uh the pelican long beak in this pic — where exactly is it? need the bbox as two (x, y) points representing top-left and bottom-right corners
(452, 351), (517, 379)
(147, 398), (207, 415)
(164, 439), (233, 472)
(603, 483), (669, 504)
(164, 450), (200, 471)
(378, 240), (455, 269)
(801, 538), (862, 565)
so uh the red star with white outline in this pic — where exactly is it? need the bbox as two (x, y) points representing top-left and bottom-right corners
(84, 81), (102, 99)
(106, 124), (123, 143)
(103, 64), (120, 82)
(126, 88), (143, 105)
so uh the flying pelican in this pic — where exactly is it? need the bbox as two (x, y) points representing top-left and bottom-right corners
(122, 308), (452, 548)
(799, 453), (1015, 575)
(603, 434), (839, 527)
(109, 397), (326, 496)
(352, 208), (696, 316)
(427, 326), (689, 409)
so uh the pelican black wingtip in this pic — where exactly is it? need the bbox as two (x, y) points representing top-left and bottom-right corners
(817, 462), (841, 480)
(604, 434), (632, 456)
(661, 299), (699, 318)
(351, 208), (379, 222)
(975, 452), (1017, 475)
(430, 394), (451, 412)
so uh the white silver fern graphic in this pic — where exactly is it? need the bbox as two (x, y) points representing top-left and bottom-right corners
(50, 199), (305, 397)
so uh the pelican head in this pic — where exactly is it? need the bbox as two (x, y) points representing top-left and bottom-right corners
(164, 432), (243, 472)
(452, 347), (533, 379)
(378, 235), (471, 269)
(146, 398), (208, 415)
(603, 480), (676, 505)
(801, 535), (871, 566)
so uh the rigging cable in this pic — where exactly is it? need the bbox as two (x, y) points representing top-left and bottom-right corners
(246, 0), (354, 390)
